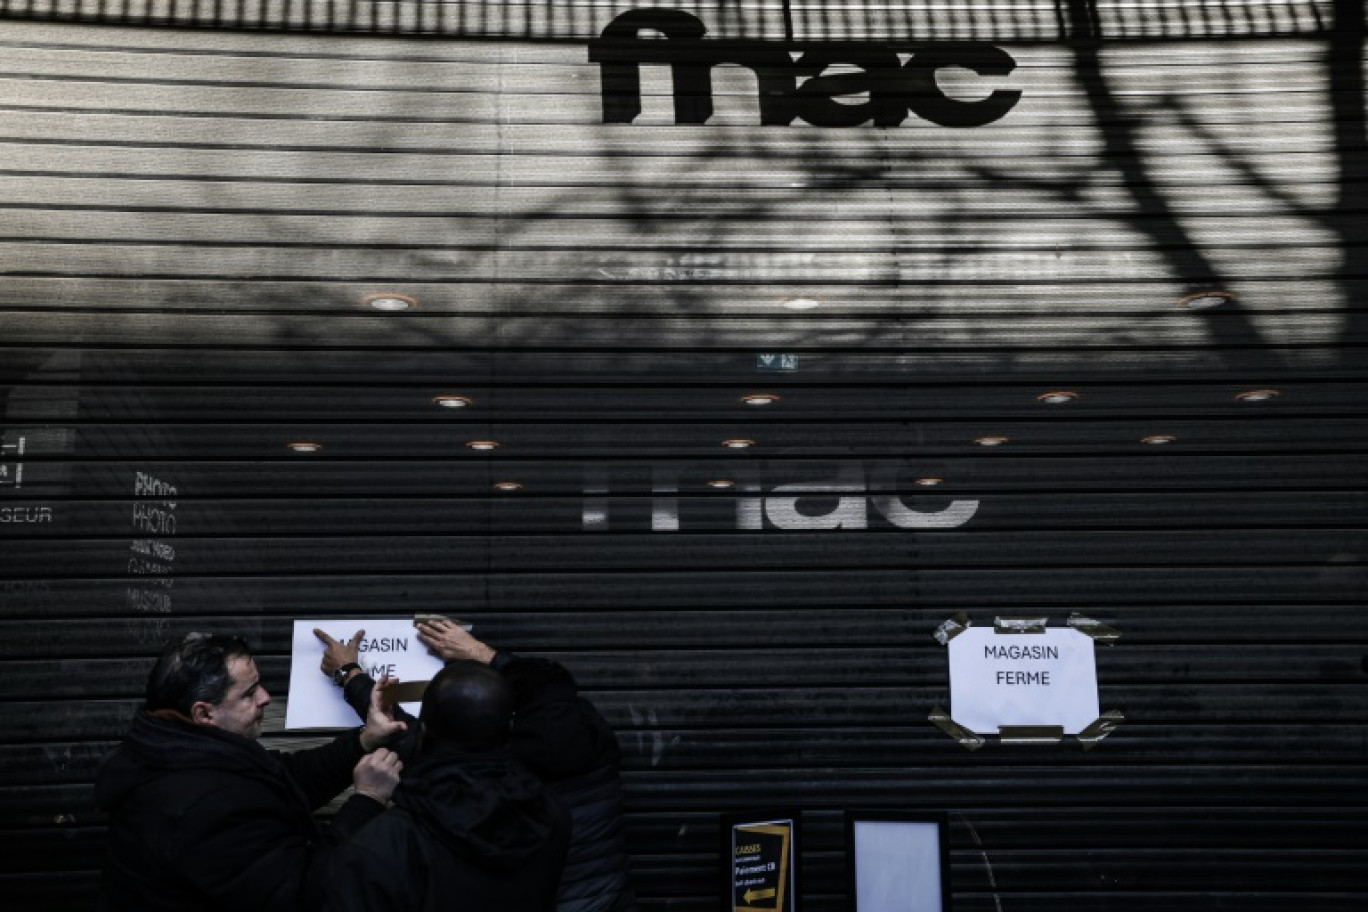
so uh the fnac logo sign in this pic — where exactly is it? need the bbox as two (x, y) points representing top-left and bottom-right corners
(588, 10), (1022, 127)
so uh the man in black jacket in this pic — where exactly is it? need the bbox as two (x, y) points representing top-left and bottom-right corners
(323, 659), (571, 911)
(95, 632), (405, 911)
(319, 622), (637, 912)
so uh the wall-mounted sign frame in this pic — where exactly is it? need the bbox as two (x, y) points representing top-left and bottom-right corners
(845, 811), (951, 912)
(722, 808), (799, 912)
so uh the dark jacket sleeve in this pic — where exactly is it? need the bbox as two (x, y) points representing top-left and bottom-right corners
(493, 653), (621, 782)
(344, 656), (620, 782)
(274, 727), (368, 811)
(156, 769), (385, 912)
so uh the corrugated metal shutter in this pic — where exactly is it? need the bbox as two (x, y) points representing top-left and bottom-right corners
(0, 2), (1364, 908)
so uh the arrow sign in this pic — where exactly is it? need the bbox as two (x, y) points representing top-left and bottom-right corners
(730, 816), (795, 911)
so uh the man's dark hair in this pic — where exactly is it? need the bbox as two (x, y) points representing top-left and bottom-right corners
(144, 632), (253, 717)
(420, 660), (514, 752)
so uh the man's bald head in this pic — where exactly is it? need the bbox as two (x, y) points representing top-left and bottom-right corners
(419, 660), (514, 752)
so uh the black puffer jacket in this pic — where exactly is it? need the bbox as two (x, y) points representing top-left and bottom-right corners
(94, 711), (382, 912)
(324, 744), (571, 911)
(495, 654), (637, 912)
(347, 654), (637, 912)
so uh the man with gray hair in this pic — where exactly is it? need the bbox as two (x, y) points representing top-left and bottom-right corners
(96, 632), (405, 911)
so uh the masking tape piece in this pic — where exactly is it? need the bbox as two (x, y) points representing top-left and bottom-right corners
(929, 705), (985, 751)
(933, 612), (972, 646)
(1077, 710), (1125, 751)
(998, 725), (1064, 744)
(994, 616), (1049, 634)
(414, 614), (474, 631)
(1067, 613), (1121, 645)
(389, 681), (430, 704)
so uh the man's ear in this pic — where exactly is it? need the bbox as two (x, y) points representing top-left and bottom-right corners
(189, 701), (216, 727)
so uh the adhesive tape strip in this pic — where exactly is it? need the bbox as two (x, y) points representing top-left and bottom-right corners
(1067, 613), (1122, 645)
(994, 616), (1049, 634)
(998, 725), (1064, 744)
(929, 705), (986, 751)
(933, 612), (972, 645)
(1077, 710), (1125, 751)
(389, 681), (430, 703)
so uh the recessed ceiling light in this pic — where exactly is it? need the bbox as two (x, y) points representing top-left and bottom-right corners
(974, 436), (1010, 447)
(363, 292), (419, 312)
(781, 297), (821, 310)
(741, 393), (780, 406)
(1037, 391), (1078, 404)
(721, 438), (756, 449)
(1141, 434), (1177, 445)
(1235, 388), (1281, 402)
(1177, 290), (1236, 310)
(433, 395), (474, 409)
(914, 477), (944, 486)
(465, 440), (500, 450)
(493, 481), (522, 491)
(286, 441), (323, 453)
(706, 479), (735, 489)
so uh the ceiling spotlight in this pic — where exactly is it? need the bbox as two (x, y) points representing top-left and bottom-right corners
(492, 481), (523, 491)
(1036, 391), (1078, 404)
(465, 440), (500, 451)
(974, 436), (1011, 447)
(781, 297), (821, 310)
(706, 479), (735, 489)
(1141, 434), (1177, 445)
(287, 441), (323, 453)
(1235, 389), (1281, 402)
(433, 395), (474, 409)
(363, 292), (419, 312)
(721, 438), (756, 449)
(914, 477), (944, 486)
(1177, 290), (1236, 310)
(740, 393), (780, 406)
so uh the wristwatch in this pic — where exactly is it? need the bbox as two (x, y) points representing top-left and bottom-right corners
(332, 662), (361, 686)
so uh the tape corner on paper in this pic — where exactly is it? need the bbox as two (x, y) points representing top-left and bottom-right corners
(929, 705), (986, 751)
(993, 615), (1049, 635)
(933, 612), (973, 646)
(1076, 710), (1126, 751)
(1067, 612), (1123, 645)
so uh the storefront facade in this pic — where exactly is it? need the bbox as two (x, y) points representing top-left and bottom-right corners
(0, 1), (1364, 907)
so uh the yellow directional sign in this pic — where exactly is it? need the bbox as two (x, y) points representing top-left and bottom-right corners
(731, 818), (794, 912)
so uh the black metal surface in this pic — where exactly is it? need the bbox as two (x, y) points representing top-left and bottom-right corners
(0, 4), (1365, 909)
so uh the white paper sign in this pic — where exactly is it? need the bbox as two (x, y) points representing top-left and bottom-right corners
(284, 619), (445, 730)
(948, 627), (1099, 735)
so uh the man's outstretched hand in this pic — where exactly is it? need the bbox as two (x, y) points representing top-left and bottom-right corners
(359, 675), (407, 752)
(414, 618), (495, 665)
(314, 627), (363, 682)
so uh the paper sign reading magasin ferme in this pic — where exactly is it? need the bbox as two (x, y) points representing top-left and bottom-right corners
(948, 627), (1099, 735)
(284, 619), (445, 730)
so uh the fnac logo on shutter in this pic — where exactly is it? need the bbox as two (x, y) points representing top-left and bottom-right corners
(588, 10), (1023, 127)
